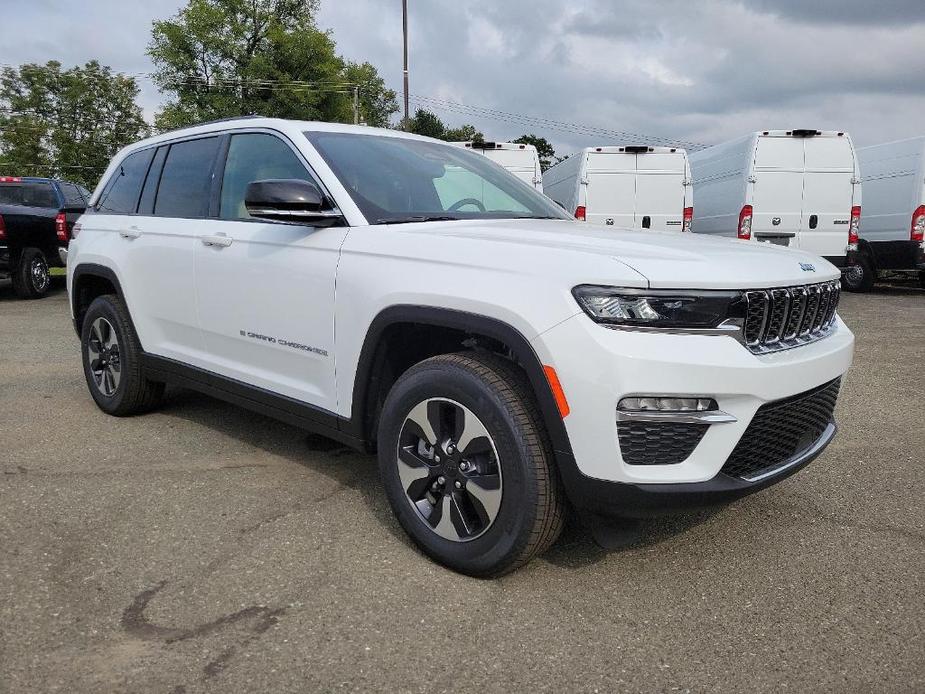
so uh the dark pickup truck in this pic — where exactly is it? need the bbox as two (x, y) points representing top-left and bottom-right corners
(0, 176), (90, 299)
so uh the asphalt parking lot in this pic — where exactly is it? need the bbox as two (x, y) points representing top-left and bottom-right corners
(1, 278), (923, 693)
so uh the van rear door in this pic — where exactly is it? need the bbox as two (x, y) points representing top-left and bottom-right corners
(752, 135), (804, 242)
(485, 149), (540, 189)
(635, 151), (686, 231)
(800, 136), (855, 258)
(585, 151), (635, 228)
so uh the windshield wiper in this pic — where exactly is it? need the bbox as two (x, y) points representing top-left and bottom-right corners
(372, 215), (460, 225)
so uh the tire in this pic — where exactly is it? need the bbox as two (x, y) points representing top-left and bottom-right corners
(80, 294), (165, 416)
(11, 248), (51, 299)
(842, 254), (875, 292)
(377, 352), (565, 577)
(919, 271), (925, 290)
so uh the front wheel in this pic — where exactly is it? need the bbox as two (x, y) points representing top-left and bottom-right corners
(377, 352), (565, 577)
(11, 248), (51, 299)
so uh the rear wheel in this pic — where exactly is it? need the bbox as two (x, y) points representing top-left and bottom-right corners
(11, 248), (50, 299)
(919, 271), (925, 290)
(81, 294), (165, 416)
(842, 254), (875, 292)
(377, 352), (565, 577)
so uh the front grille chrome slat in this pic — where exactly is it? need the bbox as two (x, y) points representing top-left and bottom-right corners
(741, 279), (840, 354)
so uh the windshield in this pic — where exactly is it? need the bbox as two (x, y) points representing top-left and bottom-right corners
(304, 131), (569, 225)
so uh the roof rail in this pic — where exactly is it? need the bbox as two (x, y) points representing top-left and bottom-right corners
(158, 113), (266, 136)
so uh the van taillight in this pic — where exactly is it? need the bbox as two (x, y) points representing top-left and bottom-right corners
(849, 205), (861, 244)
(911, 205), (925, 242)
(737, 205), (752, 239)
(0, 213), (5, 240)
(574, 205), (586, 221)
(682, 206), (693, 232)
(55, 212), (68, 242)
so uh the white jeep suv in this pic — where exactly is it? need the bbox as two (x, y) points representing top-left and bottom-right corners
(68, 118), (854, 576)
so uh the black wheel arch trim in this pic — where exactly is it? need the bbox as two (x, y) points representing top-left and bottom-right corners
(346, 305), (578, 477)
(71, 263), (130, 336)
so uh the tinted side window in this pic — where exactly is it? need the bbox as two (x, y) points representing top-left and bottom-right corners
(59, 182), (88, 209)
(220, 133), (311, 219)
(23, 182), (58, 208)
(97, 149), (155, 214)
(138, 146), (168, 215)
(154, 137), (220, 218)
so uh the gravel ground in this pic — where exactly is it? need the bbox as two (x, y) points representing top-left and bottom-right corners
(1, 277), (923, 693)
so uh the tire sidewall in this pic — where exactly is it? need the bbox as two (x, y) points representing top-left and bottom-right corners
(81, 297), (136, 413)
(378, 360), (541, 576)
(843, 255), (873, 292)
(14, 248), (50, 299)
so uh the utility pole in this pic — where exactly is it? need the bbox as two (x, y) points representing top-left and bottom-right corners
(402, 0), (410, 128)
(353, 86), (360, 125)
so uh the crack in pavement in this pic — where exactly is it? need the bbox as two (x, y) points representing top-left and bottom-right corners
(121, 581), (286, 679)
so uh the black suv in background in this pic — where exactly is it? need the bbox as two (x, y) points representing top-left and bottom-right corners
(0, 176), (90, 298)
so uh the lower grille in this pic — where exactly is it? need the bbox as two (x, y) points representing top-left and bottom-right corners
(721, 378), (841, 480)
(618, 421), (708, 465)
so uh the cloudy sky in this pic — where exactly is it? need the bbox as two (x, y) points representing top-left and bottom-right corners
(3, 0), (924, 155)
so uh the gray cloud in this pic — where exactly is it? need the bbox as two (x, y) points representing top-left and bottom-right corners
(2, 0), (923, 156)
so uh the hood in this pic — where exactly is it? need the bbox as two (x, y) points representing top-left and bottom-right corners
(388, 219), (840, 289)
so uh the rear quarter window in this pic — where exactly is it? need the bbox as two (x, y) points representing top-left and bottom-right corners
(97, 149), (156, 214)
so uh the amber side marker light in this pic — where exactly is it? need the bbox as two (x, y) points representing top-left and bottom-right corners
(543, 365), (570, 418)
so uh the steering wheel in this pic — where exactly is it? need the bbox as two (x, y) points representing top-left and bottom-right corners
(447, 198), (486, 213)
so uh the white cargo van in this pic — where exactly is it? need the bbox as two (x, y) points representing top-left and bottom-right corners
(542, 146), (693, 231)
(689, 130), (860, 268)
(453, 141), (543, 191)
(849, 137), (925, 291)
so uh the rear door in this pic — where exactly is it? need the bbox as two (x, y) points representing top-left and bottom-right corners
(800, 136), (855, 257)
(486, 149), (539, 189)
(585, 152), (635, 228)
(89, 137), (220, 365)
(751, 136), (804, 243)
(635, 151), (686, 231)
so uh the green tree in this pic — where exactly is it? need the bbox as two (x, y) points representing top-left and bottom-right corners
(149, 0), (397, 130)
(443, 123), (484, 144)
(404, 109), (487, 145)
(405, 108), (446, 138)
(0, 61), (148, 188)
(343, 61), (397, 127)
(514, 134), (556, 171)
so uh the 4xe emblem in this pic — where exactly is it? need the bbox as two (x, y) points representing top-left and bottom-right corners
(800, 263), (816, 272)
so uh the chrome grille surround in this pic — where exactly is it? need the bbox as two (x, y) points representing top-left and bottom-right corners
(742, 280), (841, 354)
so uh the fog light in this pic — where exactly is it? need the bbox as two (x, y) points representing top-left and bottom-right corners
(618, 396), (718, 412)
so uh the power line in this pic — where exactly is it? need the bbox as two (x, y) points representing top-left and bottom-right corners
(409, 94), (707, 150)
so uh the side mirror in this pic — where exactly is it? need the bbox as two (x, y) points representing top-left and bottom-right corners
(244, 179), (343, 225)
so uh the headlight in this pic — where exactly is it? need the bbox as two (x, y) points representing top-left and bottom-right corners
(572, 285), (745, 329)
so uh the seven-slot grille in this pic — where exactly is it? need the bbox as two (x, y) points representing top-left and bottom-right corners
(743, 280), (840, 353)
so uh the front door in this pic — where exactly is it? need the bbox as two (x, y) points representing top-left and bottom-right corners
(194, 131), (347, 413)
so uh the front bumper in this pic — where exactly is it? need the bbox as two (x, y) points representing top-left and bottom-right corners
(532, 311), (854, 513)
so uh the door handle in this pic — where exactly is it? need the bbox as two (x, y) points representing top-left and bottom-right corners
(808, 214), (818, 229)
(119, 227), (141, 239)
(201, 234), (233, 248)
(642, 215), (651, 229)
